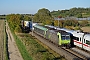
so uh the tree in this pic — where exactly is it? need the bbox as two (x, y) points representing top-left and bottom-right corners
(6, 14), (21, 30)
(77, 13), (82, 18)
(51, 7), (90, 18)
(33, 8), (53, 25)
(24, 15), (31, 21)
(54, 20), (58, 26)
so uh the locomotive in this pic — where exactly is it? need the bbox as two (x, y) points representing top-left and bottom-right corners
(21, 20), (32, 32)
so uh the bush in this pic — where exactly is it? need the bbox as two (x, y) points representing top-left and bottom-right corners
(74, 27), (81, 30)
(14, 25), (22, 33)
(65, 26), (73, 30)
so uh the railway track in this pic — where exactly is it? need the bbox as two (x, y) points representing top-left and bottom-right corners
(31, 31), (90, 60)
(62, 47), (90, 60)
(30, 32), (82, 60)
(71, 48), (90, 60)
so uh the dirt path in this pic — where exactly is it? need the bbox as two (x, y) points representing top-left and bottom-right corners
(6, 22), (23, 60)
(0, 20), (4, 60)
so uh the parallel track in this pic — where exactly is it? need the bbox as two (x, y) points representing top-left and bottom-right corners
(31, 31), (90, 60)
(62, 47), (89, 60)
(31, 32), (83, 60)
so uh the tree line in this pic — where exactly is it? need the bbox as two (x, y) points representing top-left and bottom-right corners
(6, 8), (90, 33)
(33, 8), (90, 28)
(51, 7), (90, 18)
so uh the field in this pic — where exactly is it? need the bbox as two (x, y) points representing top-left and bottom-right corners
(81, 27), (90, 32)
(75, 20), (90, 32)
(17, 33), (65, 60)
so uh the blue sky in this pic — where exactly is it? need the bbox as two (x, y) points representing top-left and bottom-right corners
(0, 0), (90, 15)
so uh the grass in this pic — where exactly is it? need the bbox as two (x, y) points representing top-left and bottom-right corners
(7, 21), (32, 60)
(18, 33), (65, 60)
(7, 21), (65, 60)
(12, 33), (32, 60)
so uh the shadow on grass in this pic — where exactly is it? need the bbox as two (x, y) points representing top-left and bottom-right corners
(38, 49), (48, 53)
(53, 56), (64, 60)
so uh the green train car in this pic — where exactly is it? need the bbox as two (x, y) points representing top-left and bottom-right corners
(34, 25), (48, 37)
(33, 25), (71, 48)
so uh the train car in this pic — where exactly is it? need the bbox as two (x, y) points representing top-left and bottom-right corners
(83, 34), (90, 51)
(34, 25), (71, 48)
(33, 25), (48, 38)
(72, 32), (84, 48)
(45, 25), (90, 51)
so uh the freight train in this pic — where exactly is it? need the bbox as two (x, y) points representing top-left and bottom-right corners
(45, 25), (90, 51)
(33, 25), (71, 48)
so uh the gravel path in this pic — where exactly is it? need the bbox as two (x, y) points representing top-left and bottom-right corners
(6, 22), (23, 60)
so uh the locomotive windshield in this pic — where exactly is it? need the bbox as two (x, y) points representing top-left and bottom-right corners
(66, 35), (70, 40)
(61, 35), (65, 40)
(61, 35), (70, 40)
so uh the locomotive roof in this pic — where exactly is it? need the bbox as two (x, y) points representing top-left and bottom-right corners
(45, 25), (57, 30)
(84, 34), (90, 41)
(48, 29), (69, 35)
(34, 25), (48, 31)
(72, 32), (84, 37)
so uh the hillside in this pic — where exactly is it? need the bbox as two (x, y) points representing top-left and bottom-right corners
(51, 7), (90, 18)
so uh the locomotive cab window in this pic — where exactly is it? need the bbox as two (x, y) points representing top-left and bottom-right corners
(73, 36), (79, 41)
(86, 40), (90, 45)
(66, 35), (70, 40)
(61, 35), (65, 40)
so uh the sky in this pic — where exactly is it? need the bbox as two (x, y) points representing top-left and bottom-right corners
(0, 0), (90, 15)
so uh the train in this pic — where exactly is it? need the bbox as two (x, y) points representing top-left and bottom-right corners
(21, 21), (90, 51)
(33, 25), (71, 48)
(45, 25), (90, 51)
(21, 20), (32, 32)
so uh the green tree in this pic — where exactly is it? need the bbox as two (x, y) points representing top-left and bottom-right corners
(54, 20), (58, 26)
(6, 14), (21, 30)
(77, 13), (82, 18)
(34, 8), (53, 25)
(24, 15), (31, 21)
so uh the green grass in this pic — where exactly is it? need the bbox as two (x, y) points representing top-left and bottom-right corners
(7, 21), (65, 60)
(8, 22), (32, 60)
(18, 33), (65, 60)
(12, 33), (32, 60)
